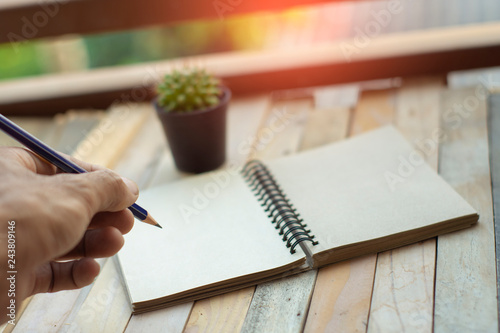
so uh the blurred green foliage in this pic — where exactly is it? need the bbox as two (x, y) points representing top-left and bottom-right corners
(0, 42), (45, 80)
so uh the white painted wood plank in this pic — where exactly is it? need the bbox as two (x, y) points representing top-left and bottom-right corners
(367, 77), (442, 333)
(313, 84), (359, 109)
(248, 98), (311, 161)
(64, 259), (131, 333)
(488, 94), (500, 321)
(299, 107), (350, 151)
(434, 87), (498, 332)
(12, 259), (106, 333)
(225, 94), (271, 166)
(241, 271), (317, 333)
(184, 288), (254, 333)
(304, 88), (394, 333)
(368, 241), (435, 333)
(448, 66), (500, 91)
(125, 303), (193, 333)
(304, 255), (376, 333)
(0, 117), (55, 147)
(72, 104), (150, 169)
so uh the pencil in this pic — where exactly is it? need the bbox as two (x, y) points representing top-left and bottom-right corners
(0, 114), (161, 229)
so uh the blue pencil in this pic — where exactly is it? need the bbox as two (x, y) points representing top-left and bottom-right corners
(0, 114), (161, 229)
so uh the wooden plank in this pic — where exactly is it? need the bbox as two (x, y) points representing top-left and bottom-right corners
(350, 89), (395, 135)
(72, 104), (150, 169)
(67, 259), (131, 332)
(368, 242), (436, 333)
(299, 107), (350, 150)
(52, 110), (104, 154)
(114, 105), (182, 189)
(304, 88), (394, 332)
(434, 87), (498, 331)
(225, 95), (271, 166)
(0, 117), (54, 147)
(312, 84), (360, 109)
(2, 23), (500, 115)
(367, 77), (442, 332)
(242, 271), (317, 333)
(125, 303), (193, 333)
(447, 66), (500, 91)
(298, 84), (357, 150)
(304, 255), (376, 332)
(10, 259), (106, 333)
(393, 77), (443, 169)
(488, 94), (500, 326)
(112, 108), (168, 188)
(184, 288), (254, 333)
(0, 302), (29, 332)
(10, 284), (95, 332)
(129, 95), (269, 332)
(248, 98), (312, 160)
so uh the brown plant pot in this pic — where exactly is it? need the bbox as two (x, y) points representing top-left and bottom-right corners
(153, 86), (231, 174)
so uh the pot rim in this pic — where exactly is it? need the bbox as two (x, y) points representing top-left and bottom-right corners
(153, 85), (231, 117)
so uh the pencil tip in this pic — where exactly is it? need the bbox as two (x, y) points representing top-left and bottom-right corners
(142, 214), (162, 229)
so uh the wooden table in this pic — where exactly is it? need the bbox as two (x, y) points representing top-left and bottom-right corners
(1, 72), (499, 332)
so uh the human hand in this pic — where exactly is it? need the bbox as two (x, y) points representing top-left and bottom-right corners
(0, 147), (138, 322)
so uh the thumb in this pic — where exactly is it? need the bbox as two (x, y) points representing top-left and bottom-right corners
(67, 169), (139, 214)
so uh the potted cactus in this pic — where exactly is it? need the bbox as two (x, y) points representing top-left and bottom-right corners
(153, 68), (231, 173)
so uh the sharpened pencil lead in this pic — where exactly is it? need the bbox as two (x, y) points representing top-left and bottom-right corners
(142, 214), (161, 229)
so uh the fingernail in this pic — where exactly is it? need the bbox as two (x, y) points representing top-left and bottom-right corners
(122, 177), (139, 196)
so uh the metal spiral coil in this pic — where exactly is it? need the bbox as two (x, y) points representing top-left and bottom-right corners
(241, 160), (318, 254)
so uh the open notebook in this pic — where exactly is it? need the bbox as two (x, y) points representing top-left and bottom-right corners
(116, 126), (478, 313)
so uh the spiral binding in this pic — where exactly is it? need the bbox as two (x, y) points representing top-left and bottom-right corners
(241, 160), (318, 254)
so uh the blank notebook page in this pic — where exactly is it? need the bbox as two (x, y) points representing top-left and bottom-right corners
(118, 172), (305, 304)
(265, 126), (477, 257)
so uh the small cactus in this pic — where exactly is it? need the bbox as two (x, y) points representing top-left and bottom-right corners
(156, 68), (222, 113)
